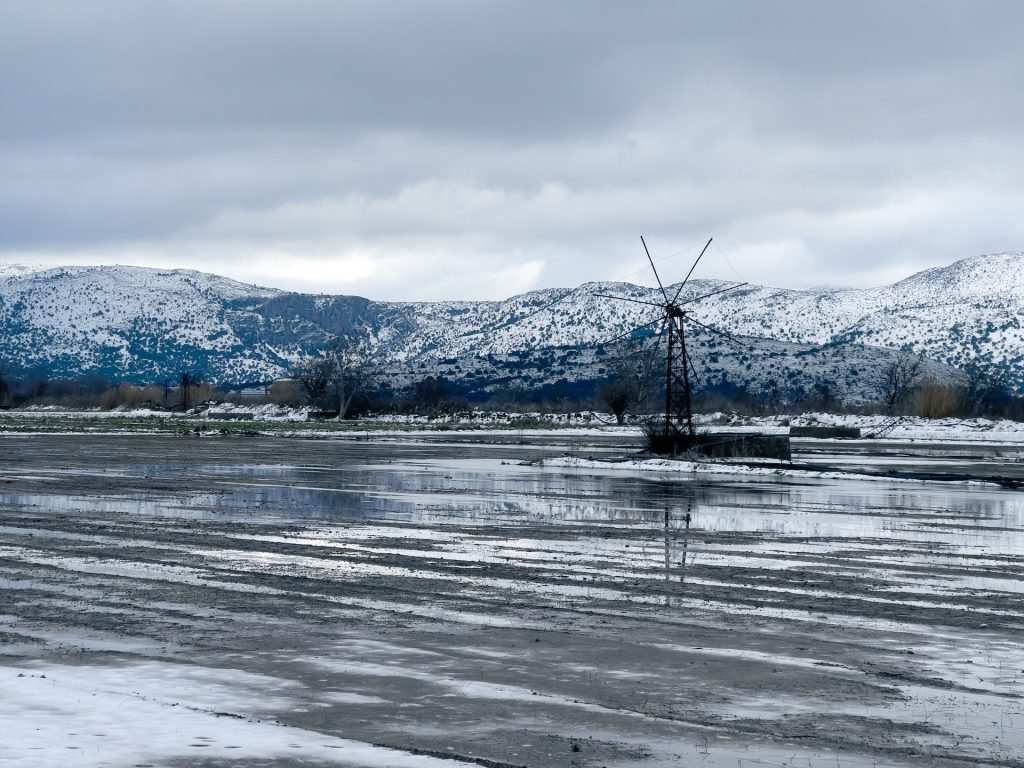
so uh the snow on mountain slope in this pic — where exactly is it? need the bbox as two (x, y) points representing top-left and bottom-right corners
(0, 251), (1020, 395)
(0, 263), (49, 279)
(1, 266), (286, 381)
(686, 251), (1024, 375)
(377, 252), (1023, 385)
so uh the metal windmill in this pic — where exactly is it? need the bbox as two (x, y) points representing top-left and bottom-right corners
(595, 237), (747, 450)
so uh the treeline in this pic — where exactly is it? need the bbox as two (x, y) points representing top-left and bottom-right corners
(611, 352), (1024, 421)
(248, 374), (607, 417)
(2, 358), (1022, 420)
(682, 375), (1024, 420)
(0, 366), (601, 415)
(0, 371), (217, 411)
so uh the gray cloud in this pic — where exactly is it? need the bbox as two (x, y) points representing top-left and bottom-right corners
(2, 1), (1023, 299)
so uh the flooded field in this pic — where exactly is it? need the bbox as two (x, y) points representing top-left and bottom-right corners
(1, 432), (1022, 767)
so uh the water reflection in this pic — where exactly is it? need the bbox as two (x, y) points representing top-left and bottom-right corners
(661, 502), (692, 605)
(4, 453), (1023, 607)
(182, 458), (1023, 602)
(0, 493), (233, 519)
(6, 458), (1024, 556)
(232, 464), (1022, 550)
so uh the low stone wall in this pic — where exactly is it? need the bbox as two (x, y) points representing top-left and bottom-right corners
(695, 433), (792, 460)
(789, 426), (862, 439)
(647, 431), (792, 460)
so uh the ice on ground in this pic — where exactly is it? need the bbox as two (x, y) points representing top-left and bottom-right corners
(540, 455), (951, 483)
(0, 661), (476, 768)
(700, 411), (1024, 443)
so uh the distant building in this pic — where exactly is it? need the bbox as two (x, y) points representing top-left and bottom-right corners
(235, 386), (270, 402)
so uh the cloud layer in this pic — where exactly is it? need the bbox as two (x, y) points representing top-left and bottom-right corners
(3, 1), (1023, 299)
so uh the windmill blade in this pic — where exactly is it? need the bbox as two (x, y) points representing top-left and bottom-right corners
(671, 237), (713, 303)
(415, 285), (580, 334)
(591, 292), (664, 308)
(637, 320), (669, 396)
(682, 344), (702, 388)
(597, 314), (664, 346)
(681, 281), (749, 305)
(641, 236), (670, 302)
(683, 315), (743, 345)
(497, 289), (576, 326)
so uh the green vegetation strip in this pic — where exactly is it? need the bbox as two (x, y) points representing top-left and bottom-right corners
(0, 414), (577, 435)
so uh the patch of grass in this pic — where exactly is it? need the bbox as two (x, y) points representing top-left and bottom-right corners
(506, 416), (568, 430)
(0, 413), (580, 435)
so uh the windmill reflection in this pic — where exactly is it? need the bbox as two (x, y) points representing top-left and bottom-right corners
(662, 500), (693, 605)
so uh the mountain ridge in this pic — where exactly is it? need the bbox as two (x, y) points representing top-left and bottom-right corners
(1, 251), (1021, 400)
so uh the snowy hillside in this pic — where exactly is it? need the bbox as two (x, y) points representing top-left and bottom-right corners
(683, 251), (1024, 376)
(0, 252), (1020, 398)
(0, 263), (48, 280)
(0, 266), (286, 382)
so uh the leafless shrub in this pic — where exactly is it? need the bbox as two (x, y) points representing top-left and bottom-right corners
(597, 373), (641, 425)
(877, 351), (924, 414)
(269, 379), (305, 407)
(913, 378), (961, 418)
(99, 383), (165, 409)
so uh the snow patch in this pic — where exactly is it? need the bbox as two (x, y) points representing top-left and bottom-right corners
(0, 661), (475, 767)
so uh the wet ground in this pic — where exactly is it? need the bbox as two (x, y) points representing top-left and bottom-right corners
(794, 437), (1024, 483)
(1, 432), (1023, 767)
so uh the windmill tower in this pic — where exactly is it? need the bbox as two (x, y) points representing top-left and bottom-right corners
(596, 237), (746, 452)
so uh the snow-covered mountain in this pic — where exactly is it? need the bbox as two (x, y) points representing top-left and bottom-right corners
(1, 251), (1021, 401)
(685, 251), (1024, 375)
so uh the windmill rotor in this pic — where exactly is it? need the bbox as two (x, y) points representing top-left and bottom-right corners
(590, 292), (664, 308)
(601, 315), (664, 347)
(685, 280), (749, 305)
(681, 344), (702, 389)
(637, 320), (669, 398)
(684, 314), (743, 345)
(640, 235), (670, 302)
(594, 236), (744, 453)
(672, 237), (714, 304)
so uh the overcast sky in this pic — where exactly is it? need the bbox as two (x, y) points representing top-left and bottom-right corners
(2, 1), (1022, 300)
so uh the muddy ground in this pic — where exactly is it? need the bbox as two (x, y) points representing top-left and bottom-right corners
(1, 432), (1022, 767)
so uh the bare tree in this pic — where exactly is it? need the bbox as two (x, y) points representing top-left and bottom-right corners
(413, 376), (448, 412)
(598, 372), (641, 425)
(294, 354), (335, 407)
(330, 346), (371, 419)
(293, 341), (372, 418)
(0, 370), (10, 409)
(0, 355), (12, 408)
(877, 351), (924, 414)
(961, 360), (1013, 417)
(597, 358), (643, 425)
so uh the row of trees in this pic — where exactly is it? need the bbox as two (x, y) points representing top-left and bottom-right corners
(591, 351), (1024, 422)
(2, 347), (1022, 420)
(0, 370), (215, 411)
(869, 353), (1022, 418)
